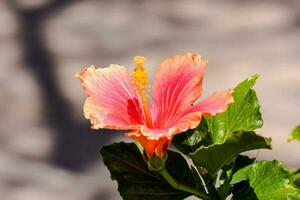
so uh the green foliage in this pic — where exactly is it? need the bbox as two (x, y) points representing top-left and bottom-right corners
(172, 118), (210, 154)
(292, 169), (300, 191)
(100, 142), (204, 200)
(206, 74), (263, 144)
(190, 166), (206, 193)
(288, 125), (300, 192)
(232, 181), (258, 200)
(231, 160), (300, 200)
(189, 131), (271, 175)
(219, 155), (257, 199)
(231, 155), (256, 175)
(288, 125), (300, 142)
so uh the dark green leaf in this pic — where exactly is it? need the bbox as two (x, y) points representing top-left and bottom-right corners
(101, 142), (202, 200)
(165, 151), (202, 190)
(292, 169), (300, 189)
(206, 74), (263, 144)
(189, 131), (271, 175)
(218, 158), (235, 198)
(230, 156), (257, 200)
(231, 160), (300, 200)
(191, 166), (206, 193)
(288, 125), (300, 142)
(232, 155), (256, 174)
(232, 181), (258, 200)
(219, 155), (254, 183)
(172, 118), (210, 154)
(218, 178), (232, 200)
(218, 155), (256, 199)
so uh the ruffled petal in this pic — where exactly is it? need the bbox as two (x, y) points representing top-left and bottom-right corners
(76, 65), (145, 130)
(166, 89), (234, 137)
(188, 89), (234, 116)
(127, 129), (171, 158)
(151, 53), (207, 129)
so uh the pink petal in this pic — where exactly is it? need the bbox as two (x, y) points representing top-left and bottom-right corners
(76, 65), (145, 130)
(168, 89), (234, 137)
(142, 90), (233, 141)
(189, 89), (234, 116)
(151, 53), (207, 129)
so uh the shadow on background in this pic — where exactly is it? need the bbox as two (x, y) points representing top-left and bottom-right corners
(6, 0), (116, 171)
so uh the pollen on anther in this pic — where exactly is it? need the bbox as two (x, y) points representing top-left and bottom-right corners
(132, 56), (148, 93)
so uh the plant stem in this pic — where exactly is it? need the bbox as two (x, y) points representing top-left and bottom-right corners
(206, 181), (221, 200)
(201, 172), (221, 200)
(158, 167), (209, 200)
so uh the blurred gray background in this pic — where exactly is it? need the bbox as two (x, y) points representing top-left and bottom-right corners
(0, 0), (299, 199)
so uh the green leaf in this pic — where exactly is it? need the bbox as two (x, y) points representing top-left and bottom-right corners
(172, 118), (210, 154)
(232, 181), (258, 200)
(289, 193), (300, 200)
(218, 162), (234, 199)
(101, 142), (203, 200)
(288, 125), (300, 142)
(189, 131), (271, 175)
(292, 169), (300, 189)
(206, 74), (263, 144)
(190, 166), (206, 193)
(230, 156), (257, 200)
(166, 151), (203, 191)
(231, 160), (300, 200)
(218, 155), (256, 199)
(232, 155), (256, 175)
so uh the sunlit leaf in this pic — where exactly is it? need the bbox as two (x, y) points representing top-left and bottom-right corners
(231, 160), (300, 200)
(189, 131), (271, 175)
(288, 125), (300, 142)
(206, 74), (263, 144)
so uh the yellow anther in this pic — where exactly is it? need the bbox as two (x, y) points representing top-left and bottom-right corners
(131, 56), (152, 127)
(133, 56), (146, 68)
(132, 56), (148, 92)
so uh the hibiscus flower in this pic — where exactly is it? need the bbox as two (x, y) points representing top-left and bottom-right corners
(76, 53), (233, 158)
